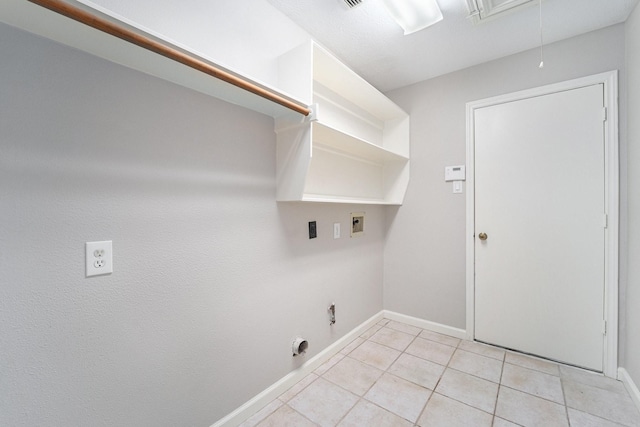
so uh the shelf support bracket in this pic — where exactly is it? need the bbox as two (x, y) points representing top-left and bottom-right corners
(307, 103), (320, 122)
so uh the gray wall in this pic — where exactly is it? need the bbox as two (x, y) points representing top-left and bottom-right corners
(0, 23), (383, 426)
(625, 2), (640, 388)
(384, 25), (627, 334)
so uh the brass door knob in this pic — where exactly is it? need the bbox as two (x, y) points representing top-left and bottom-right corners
(478, 232), (488, 241)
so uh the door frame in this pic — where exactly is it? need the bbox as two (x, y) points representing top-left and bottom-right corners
(465, 71), (619, 377)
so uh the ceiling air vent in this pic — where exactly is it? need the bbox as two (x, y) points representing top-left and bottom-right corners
(466, 0), (535, 23)
(343, 0), (363, 9)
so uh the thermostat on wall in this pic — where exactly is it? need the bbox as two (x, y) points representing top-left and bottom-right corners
(445, 165), (466, 181)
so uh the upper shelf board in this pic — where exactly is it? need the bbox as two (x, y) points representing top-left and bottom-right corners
(0, 0), (308, 118)
(312, 44), (407, 122)
(312, 122), (409, 164)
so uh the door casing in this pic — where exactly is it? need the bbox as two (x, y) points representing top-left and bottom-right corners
(465, 71), (619, 378)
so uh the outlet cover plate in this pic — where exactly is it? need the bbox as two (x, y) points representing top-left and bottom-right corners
(86, 240), (113, 277)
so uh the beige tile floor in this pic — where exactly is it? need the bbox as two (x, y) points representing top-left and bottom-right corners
(240, 319), (640, 427)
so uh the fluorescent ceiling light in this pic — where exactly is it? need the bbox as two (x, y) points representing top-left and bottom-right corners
(381, 0), (443, 35)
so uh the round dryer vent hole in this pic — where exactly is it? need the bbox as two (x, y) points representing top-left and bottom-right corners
(292, 337), (308, 356)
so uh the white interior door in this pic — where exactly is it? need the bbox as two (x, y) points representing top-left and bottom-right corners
(474, 84), (606, 371)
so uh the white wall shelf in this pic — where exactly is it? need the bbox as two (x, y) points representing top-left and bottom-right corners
(275, 42), (410, 205)
(1, 2), (409, 205)
(0, 0), (308, 118)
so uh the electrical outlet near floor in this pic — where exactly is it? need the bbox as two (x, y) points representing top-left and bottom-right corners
(86, 240), (113, 277)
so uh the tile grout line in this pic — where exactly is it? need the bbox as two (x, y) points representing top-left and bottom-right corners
(405, 331), (435, 426)
(497, 383), (570, 407)
(417, 335), (506, 425)
(287, 402), (322, 427)
(308, 323), (422, 426)
(558, 375), (639, 426)
(355, 320), (471, 425)
(433, 342), (511, 424)
(367, 332), (569, 425)
(373, 322), (424, 424)
(559, 375), (571, 427)
(331, 396), (362, 427)
(492, 351), (507, 424)
(414, 331), (464, 425)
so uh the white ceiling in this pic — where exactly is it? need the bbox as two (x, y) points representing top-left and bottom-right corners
(266, 0), (639, 92)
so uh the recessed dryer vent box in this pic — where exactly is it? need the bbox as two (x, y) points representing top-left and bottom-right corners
(351, 212), (365, 237)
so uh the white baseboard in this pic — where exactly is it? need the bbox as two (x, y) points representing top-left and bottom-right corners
(618, 367), (640, 414)
(383, 310), (467, 340)
(211, 310), (385, 427)
(212, 310), (466, 426)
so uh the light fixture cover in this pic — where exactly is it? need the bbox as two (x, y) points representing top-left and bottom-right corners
(381, 0), (443, 35)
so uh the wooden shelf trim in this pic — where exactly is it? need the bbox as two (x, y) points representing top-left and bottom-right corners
(27, 0), (311, 116)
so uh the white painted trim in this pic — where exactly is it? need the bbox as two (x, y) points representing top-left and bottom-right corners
(211, 311), (384, 427)
(465, 99), (476, 342)
(213, 311), (468, 426)
(618, 368), (640, 414)
(603, 72), (620, 379)
(383, 310), (467, 340)
(465, 71), (620, 377)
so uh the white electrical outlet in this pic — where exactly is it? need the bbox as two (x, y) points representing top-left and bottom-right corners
(86, 241), (113, 277)
(333, 223), (341, 239)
